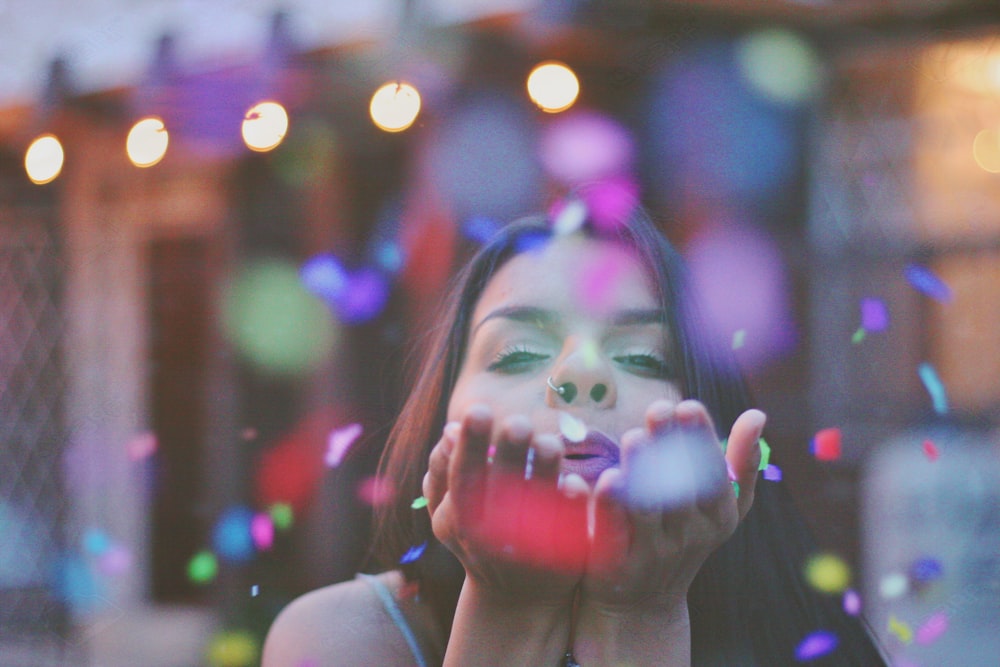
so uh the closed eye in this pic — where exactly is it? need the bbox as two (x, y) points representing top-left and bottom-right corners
(614, 352), (673, 379)
(487, 345), (549, 374)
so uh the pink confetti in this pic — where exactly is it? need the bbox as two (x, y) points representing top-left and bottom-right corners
(916, 611), (948, 645)
(97, 543), (132, 576)
(126, 432), (157, 461)
(251, 513), (274, 551)
(922, 439), (939, 461)
(357, 475), (396, 506)
(811, 428), (842, 461)
(842, 589), (861, 616)
(325, 423), (363, 467)
(860, 297), (889, 332)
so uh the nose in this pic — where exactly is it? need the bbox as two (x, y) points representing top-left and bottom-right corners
(545, 340), (616, 408)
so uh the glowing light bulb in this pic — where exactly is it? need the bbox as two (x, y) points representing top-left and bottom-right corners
(527, 61), (579, 113)
(242, 100), (289, 152)
(127, 116), (169, 168)
(369, 82), (421, 132)
(24, 134), (64, 184)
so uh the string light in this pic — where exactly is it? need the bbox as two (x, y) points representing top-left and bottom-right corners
(242, 100), (289, 152)
(24, 134), (65, 184)
(126, 116), (169, 168)
(369, 82), (421, 132)
(526, 61), (579, 113)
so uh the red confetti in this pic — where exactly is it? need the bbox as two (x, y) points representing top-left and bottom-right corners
(811, 428), (842, 461)
(922, 439), (939, 461)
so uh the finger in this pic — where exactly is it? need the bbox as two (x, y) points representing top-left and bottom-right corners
(589, 467), (630, 574)
(530, 433), (564, 482)
(672, 399), (718, 440)
(425, 421), (459, 512)
(493, 415), (533, 474)
(644, 399), (676, 434)
(724, 409), (766, 520)
(450, 404), (493, 515)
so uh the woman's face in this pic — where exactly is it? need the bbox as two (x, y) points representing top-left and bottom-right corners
(447, 233), (683, 485)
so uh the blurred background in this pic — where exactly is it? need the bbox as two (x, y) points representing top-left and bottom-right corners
(2, 0), (1000, 665)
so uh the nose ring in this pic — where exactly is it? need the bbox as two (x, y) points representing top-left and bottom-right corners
(547, 376), (577, 403)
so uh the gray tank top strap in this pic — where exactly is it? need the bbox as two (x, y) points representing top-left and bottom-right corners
(357, 573), (429, 667)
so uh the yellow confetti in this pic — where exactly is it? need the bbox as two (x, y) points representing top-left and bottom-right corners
(804, 552), (852, 594)
(888, 614), (913, 644)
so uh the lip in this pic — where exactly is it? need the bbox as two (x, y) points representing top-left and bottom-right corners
(561, 430), (620, 485)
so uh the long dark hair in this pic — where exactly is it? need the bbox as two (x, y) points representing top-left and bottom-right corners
(371, 203), (886, 665)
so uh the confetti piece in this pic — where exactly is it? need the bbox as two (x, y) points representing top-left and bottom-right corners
(905, 264), (952, 303)
(879, 572), (909, 599)
(763, 464), (783, 481)
(251, 584), (259, 597)
(410, 496), (428, 510)
(325, 423), (364, 467)
(804, 552), (852, 594)
(851, 327), (866, 344)
(206, 629), (259, 667)
(732, 329), (746, 350)
(126, 432), (157, 461)
(922, 439), (939, 461)
(269, 503), (294, 531)
(559, 412), (587, 443)
(241, 427), (258, 441)
(399, 541), (427, 564)
(732, 481), (740, 498)
(888, 614), (913, 644)
(83, 528), (111, 556)
(810, 428), (842, 461)
(918, 362), (948, 414)
(462, 216), (502, 245)
(915, 611), (948, 645)
(213, 507), (255, 563)
(357, 475), (396, 506)
(795, 630), (838, 661)
(860, 297), (889, 331)
(909, 556), (943, 583)
(842, 589), (861, 616)
(187, 551), (218, 584)
(97, 543), (132, 576)
(250, 513), (274, 551)
(758, 437), (771, 470)
(552, 198), (588, 235)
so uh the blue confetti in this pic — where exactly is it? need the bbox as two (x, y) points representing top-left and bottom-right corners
(909, 556), (944, 583)
(399, 541), (427, 564)
(795, 630), (838, 661)
(918, 362), (948, 415)
(905, 264), (952, 303)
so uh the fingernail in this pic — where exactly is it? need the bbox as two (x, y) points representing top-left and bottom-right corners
(443, 421), (461, 442)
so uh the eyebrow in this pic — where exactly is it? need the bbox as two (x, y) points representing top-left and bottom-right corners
(472, 305), (665, 335)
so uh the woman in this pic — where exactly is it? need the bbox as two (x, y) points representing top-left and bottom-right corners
(262, 202), (887, 666)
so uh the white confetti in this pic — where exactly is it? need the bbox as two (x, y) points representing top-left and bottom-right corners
(325, 423), (364, 467)
(558, 412), (587, 443)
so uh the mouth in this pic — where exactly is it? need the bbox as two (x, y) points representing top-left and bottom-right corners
(561, 430), (620, 486)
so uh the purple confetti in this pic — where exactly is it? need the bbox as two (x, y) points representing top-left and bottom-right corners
(905, 264), (952, 302)
(909, 556), (944, 583)
(842, 589), (861, 616)
(325, 423), (364, 468)
(860, 297), (889, 332)
(399, 541), (427, 564)
(763, 464), (783, 481)
(795, 630), (839, 661)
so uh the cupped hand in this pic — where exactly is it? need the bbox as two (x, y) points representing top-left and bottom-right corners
(422, 404), (590, 606)
(582, 399), (766, 610)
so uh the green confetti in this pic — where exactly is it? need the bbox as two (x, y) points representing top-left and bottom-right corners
(187, 550), (218, 584)
(732, 481), (740, 498)
(720, 437), (728, 453)
(758, 437), (771, 471)
(269, 503), (294, 531)
(732, 329), (746, 350)
(851, 327), (866, 344)
(410, 496), (428, 510)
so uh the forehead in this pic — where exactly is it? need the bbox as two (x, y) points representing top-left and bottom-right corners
(473, 234), (658, 319)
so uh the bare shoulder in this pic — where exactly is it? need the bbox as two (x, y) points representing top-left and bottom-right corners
(261, 573), (417, 666)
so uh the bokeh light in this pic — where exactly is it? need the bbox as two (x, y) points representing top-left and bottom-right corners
(972, 128), (1000, 173)
(24, 134), (64, 184)
(205, 629), (259, 667)
(804, 552), (852, 593)
(736, 28), (822, 105)
(212, 506), (255, 563)
(242, 100), (289, 152)
(222, 258), (339, 375)
(369, 81), (421, 132)
(127, 116), (169, 167)
(527, 61), (579, 113)
(685, 221), (795, 370)
(539, 110), (634, 184)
